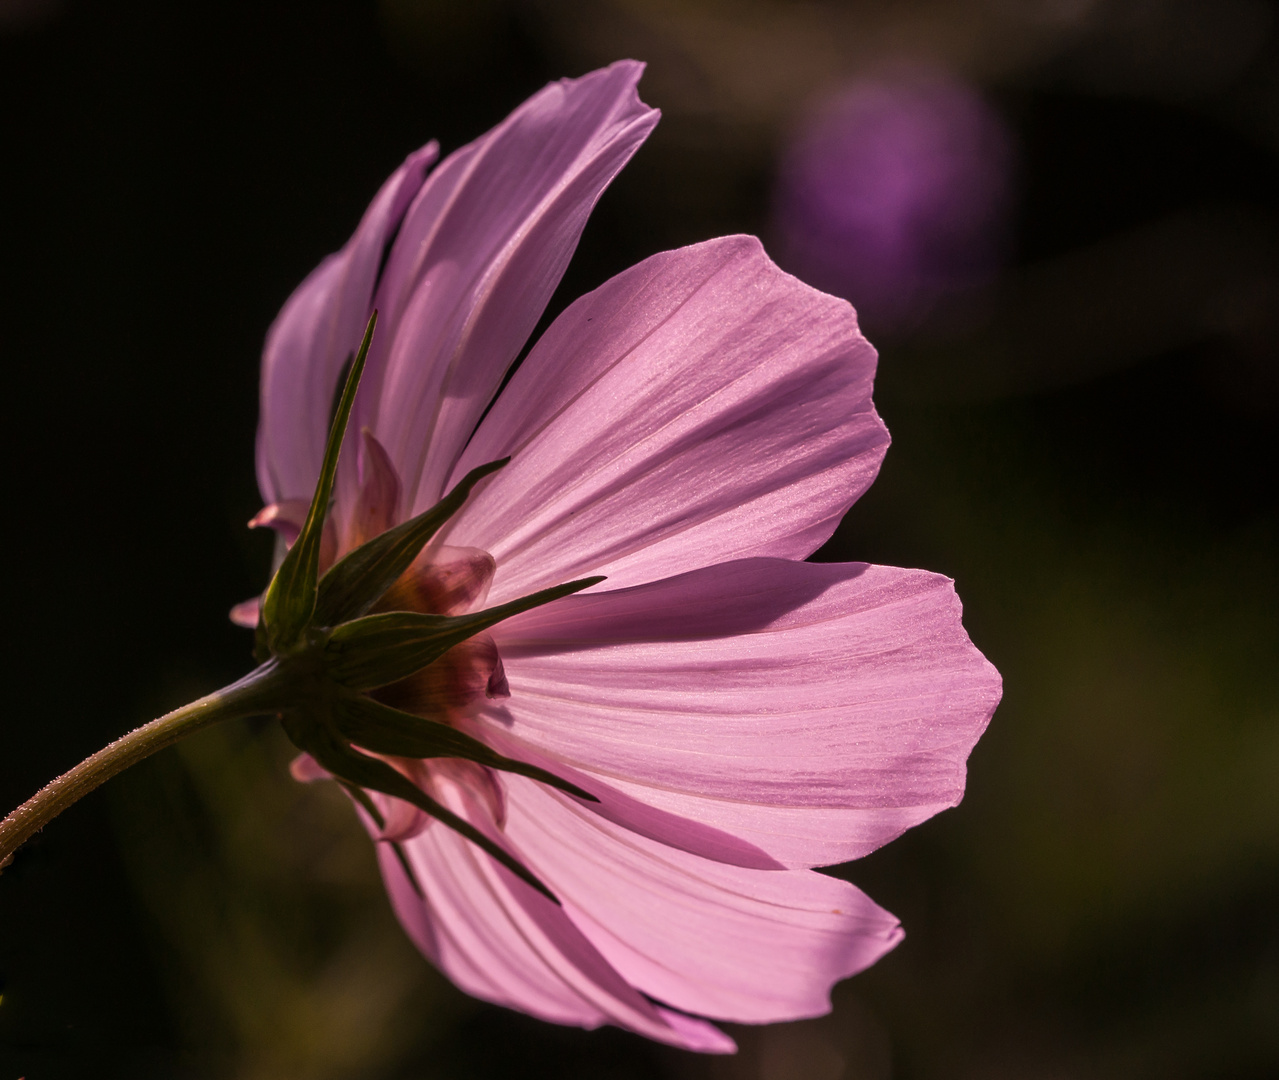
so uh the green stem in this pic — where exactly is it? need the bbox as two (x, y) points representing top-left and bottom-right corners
(0, 662), (284, 871)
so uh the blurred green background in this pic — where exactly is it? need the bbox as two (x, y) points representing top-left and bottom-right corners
(1, 1), (1277, 1077)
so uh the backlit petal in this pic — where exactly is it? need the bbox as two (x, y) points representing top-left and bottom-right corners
(256, 143), (438, 504)
(484, 558), (1001, 868)
(348, 428), (401, 549)
(373, 792), (735, 1051)
(356, 61), (659, 512)
(443, 236), (887, 598)
(504, 776), (903, 1023)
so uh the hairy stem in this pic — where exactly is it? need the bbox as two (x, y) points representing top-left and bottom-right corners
(0, 663), (283, 871)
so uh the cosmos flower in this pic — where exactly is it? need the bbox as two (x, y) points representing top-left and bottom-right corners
(246, 61), (1001, 1051)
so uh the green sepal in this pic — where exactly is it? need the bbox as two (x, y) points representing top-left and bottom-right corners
(282, 710), (558, 903)
(252, 611), (271, 664)
(312, 457), (510, 628)
(324, 577), (605, 691)
(332, 692), (598, 802)
(261, 312), (377, 652)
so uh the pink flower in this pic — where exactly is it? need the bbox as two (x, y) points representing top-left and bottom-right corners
(250, 61), (1001, 1052)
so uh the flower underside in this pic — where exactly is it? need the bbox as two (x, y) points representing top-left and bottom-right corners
(249, 315), (599, 902)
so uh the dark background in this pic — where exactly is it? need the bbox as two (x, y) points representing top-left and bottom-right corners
(2, 1), (1277, 1077)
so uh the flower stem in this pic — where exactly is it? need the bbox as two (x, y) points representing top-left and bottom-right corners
(0, 662), (284, 871)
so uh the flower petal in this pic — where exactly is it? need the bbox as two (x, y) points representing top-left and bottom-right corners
(357, 61), (660, 513)
(484, 558), (1001, 869)
(443, 236), (888, 598)
(256, 143), (439, 504)
(247, 499), (312, 543)
(372, 798), (735, 1050)
(228, 597), (260, 628)
(348, 428), (401, 549)
(289, 752), (329, 783)
(502, 776), (903, 1024)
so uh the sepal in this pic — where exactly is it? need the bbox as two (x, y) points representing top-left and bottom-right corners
(332, 691), (597, 801)
(252, 612), (271, 664)
(312, 457), (509, 627)
(323, 577), (605, 691)
(261, 313), (376, 651)
(280, 707), (558, 902)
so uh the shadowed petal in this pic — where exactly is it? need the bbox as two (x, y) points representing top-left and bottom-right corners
(378, 545), (496, 617)
(247, 499), (312, 542)
(372, 790), (735, 1051)
(503, 776), (903, 1023)
(442, 236), (888, 599)
(356, 61), (660, 512)
(289, 752), (328, 783)
(483, 558), (1001, 869)
(348, 428), (402, 549)
(256, 143), (438, 504)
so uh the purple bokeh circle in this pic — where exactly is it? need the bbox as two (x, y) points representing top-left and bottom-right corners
(772, 69), (1016, 329)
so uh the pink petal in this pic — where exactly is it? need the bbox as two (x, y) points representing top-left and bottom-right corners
(354, 61), (660, 514)
(482, 558), (1001, 869)
(289, 752), (329, 783)
(255, 142), (439, 504)
(228, 597), (260, 628)
(366, 787), (431, 844)
(374, 801), (735, 1051)
(442, 236), (888, 599)
(503, 776), (904, 1024)
(454, 731), (787, 869)
(347, 428), (401, 548)
(246, 499), (312, 542)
